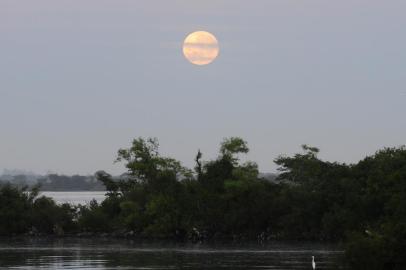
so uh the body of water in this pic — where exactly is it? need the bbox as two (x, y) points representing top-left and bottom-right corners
(40, 191), (106, 205)
(23, 193), (344, 269)
(0, 238), (343, 270)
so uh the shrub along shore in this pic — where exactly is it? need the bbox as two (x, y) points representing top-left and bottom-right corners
(1, 137), (405, 269)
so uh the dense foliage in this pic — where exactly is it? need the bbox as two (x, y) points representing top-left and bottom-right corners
(1, 137), (405, 269)
(0, 185), (77, 235)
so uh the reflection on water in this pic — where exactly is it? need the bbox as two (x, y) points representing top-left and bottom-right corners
(0, 238), (343, 269)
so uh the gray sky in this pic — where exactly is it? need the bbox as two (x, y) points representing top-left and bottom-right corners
(1, 1), (405, 175)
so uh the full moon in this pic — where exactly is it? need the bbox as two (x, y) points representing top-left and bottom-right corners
(183, 31), (219, 65)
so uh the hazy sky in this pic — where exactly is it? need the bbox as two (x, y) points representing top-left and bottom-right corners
(1, 1), (405, 175)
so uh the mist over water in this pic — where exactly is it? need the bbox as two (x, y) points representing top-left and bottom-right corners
(0, 238), (342, 270)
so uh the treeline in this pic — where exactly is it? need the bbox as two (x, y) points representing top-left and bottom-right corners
(0, 174), (105, 191)
(1, 137), (405, 269)
(37, 174), (105, 191)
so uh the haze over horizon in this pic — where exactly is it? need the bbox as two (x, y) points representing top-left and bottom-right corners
(1, 1), (405, 175)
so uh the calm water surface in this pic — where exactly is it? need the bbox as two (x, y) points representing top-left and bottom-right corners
(40, 191), (106, 205)
(26, 193), (343, 269)
(0, 238), (343, 270)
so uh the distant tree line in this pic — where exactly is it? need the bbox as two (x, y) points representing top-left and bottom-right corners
(1, 137), (405, 270)
(0, 174), (105, 191)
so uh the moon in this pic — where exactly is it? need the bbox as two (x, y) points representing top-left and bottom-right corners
(183, 31), (219, 65)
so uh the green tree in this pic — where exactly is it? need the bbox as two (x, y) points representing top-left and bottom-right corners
(220, 137), (249, 164)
